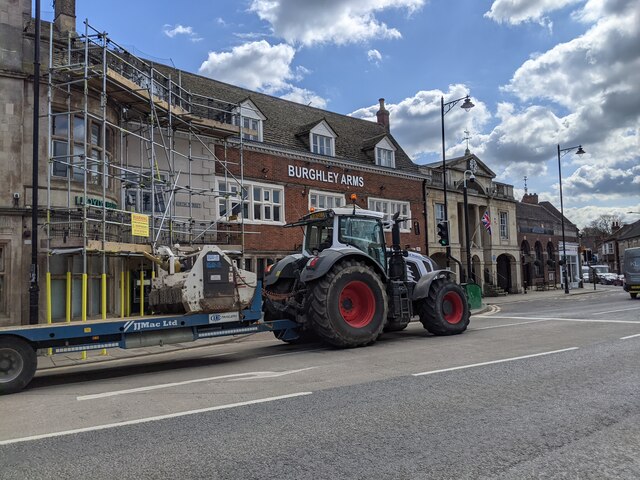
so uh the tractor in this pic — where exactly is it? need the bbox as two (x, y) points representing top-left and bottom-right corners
(263, 201), (470, 347)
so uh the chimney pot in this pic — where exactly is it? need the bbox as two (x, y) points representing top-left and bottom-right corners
(376, 98), (390, 132)
(54, 0), (76, 33)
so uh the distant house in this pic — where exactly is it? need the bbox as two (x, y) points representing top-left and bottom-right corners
(600, 220), (640, 274)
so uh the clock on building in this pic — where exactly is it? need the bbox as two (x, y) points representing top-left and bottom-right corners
(469, 158), (478, 173)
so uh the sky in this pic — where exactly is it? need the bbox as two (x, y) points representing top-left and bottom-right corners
(40, 0), (640, 228)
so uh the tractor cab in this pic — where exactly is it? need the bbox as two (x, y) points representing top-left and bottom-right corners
(291, 207), (387, 270)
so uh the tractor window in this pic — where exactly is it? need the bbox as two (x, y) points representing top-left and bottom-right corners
(304, 219), (334, 254)
(339, 217), (386, 268)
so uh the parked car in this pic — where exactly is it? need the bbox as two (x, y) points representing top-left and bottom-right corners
(598, 272), (621, 285)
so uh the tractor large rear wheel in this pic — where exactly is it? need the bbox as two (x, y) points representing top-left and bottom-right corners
(308, 260), (387, 347)
(419, 280), (470, 335)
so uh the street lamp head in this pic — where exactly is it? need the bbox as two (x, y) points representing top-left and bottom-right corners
(576, 145), (586, 155)
(461, 96), (475, 112)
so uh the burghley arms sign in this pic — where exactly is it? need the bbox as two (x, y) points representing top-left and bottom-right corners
(287, 165), (364, 187)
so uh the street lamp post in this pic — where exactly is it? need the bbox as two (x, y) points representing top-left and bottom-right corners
(557, 143), (586, 294)
(463, 170), (474, 283)
(440, 95), (474, 267)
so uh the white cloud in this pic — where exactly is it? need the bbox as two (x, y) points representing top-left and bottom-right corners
(490, 0), (640, 201)
(350, 85), (491, 160)
(198, 40), (296, 91)
(280, 87), (328, 109)
(367, 49), (382, 65)
(198, 40), (328, 107)
(484, 0), (583, 26)
(249, 0), (424, 46)
(163, 24), (202, 42)
(565, 205), (640, 229)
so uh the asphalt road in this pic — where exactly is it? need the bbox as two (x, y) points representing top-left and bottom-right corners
(1, 286), (639, 479)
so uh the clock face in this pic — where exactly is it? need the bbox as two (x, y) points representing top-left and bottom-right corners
(469, 158), (478, 173)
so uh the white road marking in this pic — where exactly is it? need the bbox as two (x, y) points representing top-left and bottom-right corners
(412, 347), (579, 376)
(229, 367), (317, 381)
(591, 306), (640, 315)
(258, 348), (325, 359)
(473, 315), (640, 324)
(76, 368), (316, 401)
(620, 333), (640, 340)
(472, 319), (550, 330)
(0, 392), (313, 446)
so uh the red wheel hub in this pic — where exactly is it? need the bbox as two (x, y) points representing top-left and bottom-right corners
(442, 292), (464, 324)
(339, 280), (376, 328)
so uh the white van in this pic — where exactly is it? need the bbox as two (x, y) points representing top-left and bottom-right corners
(582, 264), (609, 283)
(623, 247), (640, 299)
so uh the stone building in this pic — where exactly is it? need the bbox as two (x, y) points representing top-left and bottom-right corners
(422, 152), (521, 294)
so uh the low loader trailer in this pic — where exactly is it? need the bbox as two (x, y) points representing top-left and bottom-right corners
(0, 245), (300, 395)
(1, 203), (471, 395)
(0, 283), (298, 395)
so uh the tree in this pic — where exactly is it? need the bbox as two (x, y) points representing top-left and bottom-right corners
(582, 214), (622, 238)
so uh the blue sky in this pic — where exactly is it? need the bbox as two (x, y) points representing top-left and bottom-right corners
(41, 0), (639, 228)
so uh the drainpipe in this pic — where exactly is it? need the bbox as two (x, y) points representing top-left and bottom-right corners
(422, 179), (429, 256)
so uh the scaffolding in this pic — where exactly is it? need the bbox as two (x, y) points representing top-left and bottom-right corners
(44, 20), (252, 322)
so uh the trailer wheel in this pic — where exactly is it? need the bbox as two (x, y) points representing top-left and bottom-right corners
(308, 260), (387, 347)
(419, 280), (470, 335)
(0, 337), (37, 395)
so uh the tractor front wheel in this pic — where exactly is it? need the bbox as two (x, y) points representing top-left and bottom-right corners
(419, 280), (470, 335)
(308, 260), (387, 347)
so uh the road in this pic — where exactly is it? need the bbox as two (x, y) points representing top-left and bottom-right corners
(1, 286), (639, 479)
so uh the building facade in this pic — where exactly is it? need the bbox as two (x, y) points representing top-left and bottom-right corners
(516, 193), (580, 290)
(422, 153), (521, 294)
(0, 0), (520, 326)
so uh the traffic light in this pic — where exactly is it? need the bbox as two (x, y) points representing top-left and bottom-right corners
(436, 221), (450, 246)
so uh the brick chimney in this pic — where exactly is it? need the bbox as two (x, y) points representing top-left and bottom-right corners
(376, 98), (390, 132)
(612, 221), (620, 233)
(522, 193), (539, 204)
(54, 0), (76, 33)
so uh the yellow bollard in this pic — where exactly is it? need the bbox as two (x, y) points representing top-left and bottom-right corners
(120, 271), (125, 319)
(101, 273), (107, 355)
(46, 272), (52, 356)
(81, 273), (87, 360)
(126, 270), (131, 317)
(139, 270), (145, 317)
(65, 271), (71, 322)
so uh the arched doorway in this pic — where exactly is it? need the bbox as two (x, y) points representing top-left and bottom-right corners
(546, 242), (557, 286)
(497, 254), (515, 292)
(534, 241), (544, 279)
(472, 255), (481, 285)
(521, 240), (532, 290)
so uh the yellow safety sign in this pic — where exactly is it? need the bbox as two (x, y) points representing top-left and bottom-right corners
(131, 213), (150, 237)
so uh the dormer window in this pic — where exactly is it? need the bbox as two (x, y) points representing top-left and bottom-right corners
(234, 100), (265, 142)
(374, 137), (396, 168)
(312, 134), (333, 156)
(309, 120), (336, 157)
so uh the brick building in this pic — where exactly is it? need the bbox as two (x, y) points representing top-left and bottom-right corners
(516, 193), (579, 290)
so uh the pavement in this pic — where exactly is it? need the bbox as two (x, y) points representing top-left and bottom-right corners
(36, 285), (607, 371)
